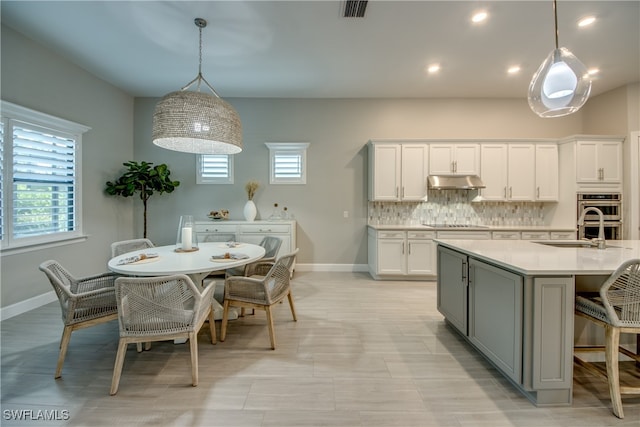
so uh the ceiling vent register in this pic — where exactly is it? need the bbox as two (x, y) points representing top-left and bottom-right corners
(343, 1), (368, 18)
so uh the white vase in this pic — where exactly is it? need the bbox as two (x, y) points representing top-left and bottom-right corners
(243, 200), (257, 222)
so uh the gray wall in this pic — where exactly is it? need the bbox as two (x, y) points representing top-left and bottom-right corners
(1, 22), (637, 313)
(133, 97), (585, 267)
(1, 25), (134, 308)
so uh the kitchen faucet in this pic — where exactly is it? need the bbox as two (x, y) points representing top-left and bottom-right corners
(578, 207), (606, 249)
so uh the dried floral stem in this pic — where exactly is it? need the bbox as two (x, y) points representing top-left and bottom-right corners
(245, 180), (260, 200)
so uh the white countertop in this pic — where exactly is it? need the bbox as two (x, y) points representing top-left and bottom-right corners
(435, 239), (640, 276)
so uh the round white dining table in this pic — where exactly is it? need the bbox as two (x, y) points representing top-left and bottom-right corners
(107, 241), (266, 320)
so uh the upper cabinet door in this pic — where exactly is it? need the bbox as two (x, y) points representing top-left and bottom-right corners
(370, 144), (401, 201)
(429, 144), (455, 174)
(429, 143), (479, 175)
(401, 144), (428, 200)
(453, 144), (480, 175)
(597, 141), (622, 183)
(507, 144), (535, 201)
(480, 144), (508, 201)
(535, 144), (559, 201)
(576, 140), (622, 184)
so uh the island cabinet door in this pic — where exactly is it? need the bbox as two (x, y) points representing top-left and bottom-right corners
(468, 259), (523, 384)
(437, 246), (468, 335)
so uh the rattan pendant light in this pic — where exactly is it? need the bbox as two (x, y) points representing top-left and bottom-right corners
(152, 18), (242, 154)
(528, 0), (591, 118)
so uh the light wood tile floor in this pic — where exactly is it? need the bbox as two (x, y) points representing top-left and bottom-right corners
(1, 272), (639, 426)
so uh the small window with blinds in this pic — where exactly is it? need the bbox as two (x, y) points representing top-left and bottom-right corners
(1, 101), (89, 250)
(265, 142), (310, 184)
(197, 154), (234, 184)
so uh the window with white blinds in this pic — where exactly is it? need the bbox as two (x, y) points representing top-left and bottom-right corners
(196, 154), (234, 184)
(1, 101), (89, 250)
(265, 142), (310, 184)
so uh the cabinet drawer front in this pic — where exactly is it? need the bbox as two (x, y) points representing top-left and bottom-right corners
(550, 231), (577, 240)
(437, 231), (491, 240)
(239, 224), (290, 234)
(194, 223), (236, 233)
(492, 231), (520, 240)
(521, 232), (550, 240)
(378, 231), (405, 239)
(407, 231), (435, 239)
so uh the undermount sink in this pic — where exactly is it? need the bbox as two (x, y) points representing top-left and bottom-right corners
(533, 240), (621, 249)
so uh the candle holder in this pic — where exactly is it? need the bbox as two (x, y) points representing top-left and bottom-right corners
(175, 215), (199, 252)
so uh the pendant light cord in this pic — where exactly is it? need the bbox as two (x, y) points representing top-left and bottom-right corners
(553, 0), (559, 49)
(180, 17), (221, 98)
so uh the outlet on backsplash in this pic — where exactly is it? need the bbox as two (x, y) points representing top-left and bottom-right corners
(368, 190), (549, 226)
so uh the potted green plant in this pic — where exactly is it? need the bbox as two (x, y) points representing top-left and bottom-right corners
(105, 161), (180, 238)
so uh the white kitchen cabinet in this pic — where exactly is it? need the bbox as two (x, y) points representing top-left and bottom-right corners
(576, 139), (622, 184)
(375, 231), (405, 275)
(407, 231), (437, 275)
(535, 144), (559, 201)
(480, 143), (557, 202)
(508, 144), (536, 201)
(368, 228), (436, 279)
(429, 143), (479, 175)
(368, 142), (428, 201)
(479, 144), (508, 201)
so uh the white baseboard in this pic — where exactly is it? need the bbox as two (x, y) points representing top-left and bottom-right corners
(295, 263), (369, 273)
(1, 290), (57, 321)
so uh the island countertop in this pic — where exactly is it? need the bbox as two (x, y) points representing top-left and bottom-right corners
(434, 239), (640, 276)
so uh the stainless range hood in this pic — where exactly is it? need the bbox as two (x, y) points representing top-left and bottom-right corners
(427, 175), (485, 190)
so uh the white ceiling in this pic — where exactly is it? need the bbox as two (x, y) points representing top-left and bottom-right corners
(1, 1), (639, 99)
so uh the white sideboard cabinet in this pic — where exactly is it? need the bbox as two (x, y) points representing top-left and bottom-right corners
(194, 220), (296, 269)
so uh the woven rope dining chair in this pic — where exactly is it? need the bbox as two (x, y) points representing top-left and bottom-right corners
(110, 274), (216, 395)
(110, 238), (155, 257)
(39, 260), (119, 379)
(574, 258), (640, 419)
(220, 249), (298, 350)
(225, 236), (282, 279)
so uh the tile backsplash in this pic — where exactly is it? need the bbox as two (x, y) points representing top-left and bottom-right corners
(368, 190), (549, 226)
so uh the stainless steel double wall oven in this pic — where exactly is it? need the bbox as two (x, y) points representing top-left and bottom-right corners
(577, 193), (622, 240)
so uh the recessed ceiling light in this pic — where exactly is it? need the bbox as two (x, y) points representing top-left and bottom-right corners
(472, 11), (488, 23)
(427, 64), (440, 74)
(578, 16), (596, 27)
(507, 66), (521, 74)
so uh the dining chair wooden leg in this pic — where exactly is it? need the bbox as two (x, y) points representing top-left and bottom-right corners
(220, 300), (231, 342)
(265, 306), (276, 350)
(55, 326), (73, 379)
(208, 307), (217, 344)
(189, 331), (198, 387)
(110, 340), (128, 395)
(287, 291), (297, 321)
(605, 325), (624, 418)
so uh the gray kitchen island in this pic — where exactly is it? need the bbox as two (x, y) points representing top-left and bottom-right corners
(435, 239), (640, 406)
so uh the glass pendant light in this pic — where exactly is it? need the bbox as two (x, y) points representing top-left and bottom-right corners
(528, 0), (591, 118)
(152, 18), (242, 154)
